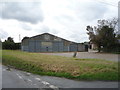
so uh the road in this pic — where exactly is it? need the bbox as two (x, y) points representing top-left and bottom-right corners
(43, 52), (119, 62)
(0, 64), (2, 90)
(2, 65), (58, 89)
(1, 65), (118, 89)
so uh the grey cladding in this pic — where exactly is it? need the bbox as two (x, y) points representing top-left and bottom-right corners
(21, 33), (86, 52)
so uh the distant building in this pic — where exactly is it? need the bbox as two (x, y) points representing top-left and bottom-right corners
(21, 33), (86, 52)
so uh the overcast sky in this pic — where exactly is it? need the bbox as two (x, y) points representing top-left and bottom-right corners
(0, 0), (119, 43)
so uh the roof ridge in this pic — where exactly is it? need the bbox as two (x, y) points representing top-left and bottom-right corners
(23, 33), (78, 43)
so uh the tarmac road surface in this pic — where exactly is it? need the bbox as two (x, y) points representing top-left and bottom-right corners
(1, 65), (119, 89)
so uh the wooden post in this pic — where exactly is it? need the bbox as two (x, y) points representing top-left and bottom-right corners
(73, 51), (77, 58)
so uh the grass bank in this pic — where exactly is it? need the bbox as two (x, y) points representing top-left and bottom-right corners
(2, 50), (119, 81)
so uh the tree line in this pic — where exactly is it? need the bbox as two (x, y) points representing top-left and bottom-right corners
(2, 37), (21, 50)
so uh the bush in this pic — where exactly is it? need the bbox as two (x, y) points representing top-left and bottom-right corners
(102, 43), (120, 53)
(2, 42), (21, 50)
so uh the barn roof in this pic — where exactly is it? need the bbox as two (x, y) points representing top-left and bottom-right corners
(22, 33), (78, 43)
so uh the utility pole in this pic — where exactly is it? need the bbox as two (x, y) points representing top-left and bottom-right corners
(19, 34), (21, 42)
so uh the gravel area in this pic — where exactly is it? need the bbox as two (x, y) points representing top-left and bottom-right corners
(43, 52), (119, 62)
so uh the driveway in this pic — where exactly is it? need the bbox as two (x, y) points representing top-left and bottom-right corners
(43, 52), (119, 62)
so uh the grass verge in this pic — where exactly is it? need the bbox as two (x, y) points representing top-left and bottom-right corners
(2, 50), (119, 81)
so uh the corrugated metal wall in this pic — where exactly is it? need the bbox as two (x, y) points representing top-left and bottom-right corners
(77, 44), (85, 52)
(21, 34), (86, 52)
(41, 41), (53, 52)
(36, 41), (41, 52)
(29, 41), (35, 52)
(53, 42), (59, 52)
(70, 44), (78, 51)
(21, 46), (29, 51)
(63, 46), (69, 52)
(22, 41), (85, 52)
(58, 42), (64, 52)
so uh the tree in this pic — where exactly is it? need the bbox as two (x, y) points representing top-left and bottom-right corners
(86, 18), (118, 52)
(2, 37), (15, 50)
(2, 37), (21, 50)
(86, 25), (102, 52)
(117, 34), (120, 39)
(0, 39), (2, 50)
(7, 37), (14, 42)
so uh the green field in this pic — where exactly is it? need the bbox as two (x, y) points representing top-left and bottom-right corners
(2, 50), (119, 81)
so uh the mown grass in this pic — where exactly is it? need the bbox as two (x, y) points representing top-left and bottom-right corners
(2, 50), (119, 81)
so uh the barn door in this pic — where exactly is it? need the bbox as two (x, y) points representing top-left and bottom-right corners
(53, 42), (59, 52)
(53, 42), (63, 52)
(70, 44), (77, 52)
(35, 41), (41, 52)
(58, 42), (63, 52)
(29, 41), (35, 52)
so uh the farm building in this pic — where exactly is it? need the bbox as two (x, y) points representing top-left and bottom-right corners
(21, 33), (86, 52)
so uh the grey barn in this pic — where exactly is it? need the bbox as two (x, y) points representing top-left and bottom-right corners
(21, 33), (86, 52)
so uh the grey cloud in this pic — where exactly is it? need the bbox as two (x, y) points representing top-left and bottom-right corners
(54, 15), (75, 26)
(54, 1), (108, 26)
(76, 2), (108, 21)
(0, 29), (8, 39)
(40, 26), (50, 33)
(56, 15), (74, 22)
(0, 2), (44, 24)
(62, 15), (74, 21)
(69, 32), (88, 43)
(20, 23), (32, 30)
(50, 29), (59, 34)
(35, 25), (59, 35)
(35, 25), (50, 33)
